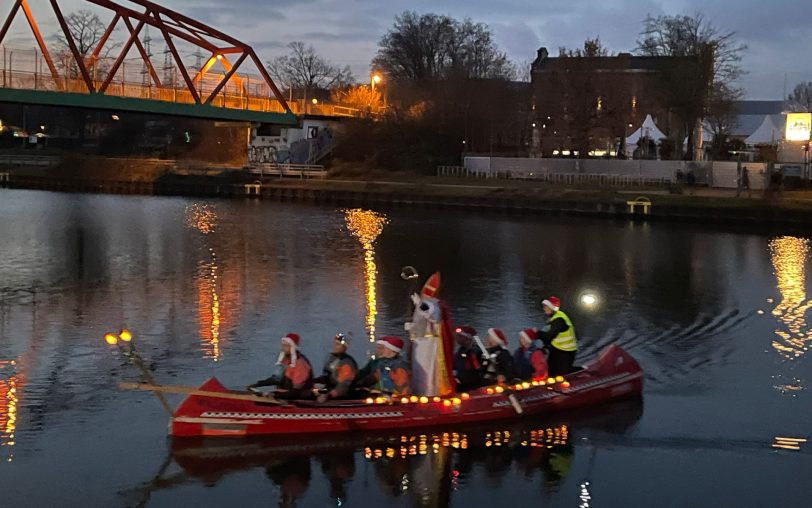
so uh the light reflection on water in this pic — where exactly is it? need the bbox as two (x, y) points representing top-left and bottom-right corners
(769, 236), (812, 364)
(186, 204), (224, 361)
(0, 359), (18, 460)
(344, 209), (388, 342)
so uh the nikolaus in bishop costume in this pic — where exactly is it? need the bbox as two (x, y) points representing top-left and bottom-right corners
(406, 272), (456, 396)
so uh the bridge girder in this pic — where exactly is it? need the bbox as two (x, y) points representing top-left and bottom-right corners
(0, 0), (290, 112)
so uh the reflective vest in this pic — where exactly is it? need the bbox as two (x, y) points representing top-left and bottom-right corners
(549, 310), (577, 352)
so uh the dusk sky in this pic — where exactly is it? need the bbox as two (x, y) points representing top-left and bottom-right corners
(7, 0), (812, 99)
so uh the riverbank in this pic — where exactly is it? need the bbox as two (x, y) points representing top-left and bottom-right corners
(2, 160), (812, 225)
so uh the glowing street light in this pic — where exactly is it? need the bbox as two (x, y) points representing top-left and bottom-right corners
(371, 73), (383, 90)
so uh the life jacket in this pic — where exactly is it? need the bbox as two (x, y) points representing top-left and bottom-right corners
(323, 353), (358, 389)
(279, 353), (313, 390)
(514, 345), (543, 380)
(375, 356), (411, 395)
(549, 310), (577, 352)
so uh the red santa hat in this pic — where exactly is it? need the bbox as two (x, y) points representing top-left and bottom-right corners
(519, 328), (538, 346)
(487, 328), (507, 348)
(455, 325), (477, 340)
(376, 335), (404, 353)
(542, 296), (561, 312)
(277, 333), (301, 367)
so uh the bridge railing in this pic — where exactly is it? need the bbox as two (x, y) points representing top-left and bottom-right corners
(1, 47), (373, 118)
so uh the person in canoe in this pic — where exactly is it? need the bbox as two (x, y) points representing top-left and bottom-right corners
(536, 296), (578, 376)
(513, 328), (549, 380)
(314, 333), (359, 403)
(247, 332), (314, 400)
(453, 325), (484, 391)
(479, 328), (516, 385)
(357, 336), (411, 396)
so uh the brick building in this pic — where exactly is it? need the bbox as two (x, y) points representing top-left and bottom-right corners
(530, 47), (687, 157)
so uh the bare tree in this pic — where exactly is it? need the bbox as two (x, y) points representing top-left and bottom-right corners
(52, 10), (119, 78)
(787, 81), (812, 112)
(267, 42), (353, 92)
(637, 13), (746, 158)
(373, 11), (513, 81)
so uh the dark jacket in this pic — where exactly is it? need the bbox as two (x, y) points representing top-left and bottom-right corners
(314, 352), (358, 398)
(453, 345), (483, 390)
(481, 346), (516, 384)
(513, 345), (548, 380)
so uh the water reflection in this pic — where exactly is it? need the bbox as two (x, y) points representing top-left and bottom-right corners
(0, 359), (18, 460)
(186, 204), (223, 361)
(344, 209), (388, 342)
(127, 402), (641, 507)
(769, 236), (812, 361)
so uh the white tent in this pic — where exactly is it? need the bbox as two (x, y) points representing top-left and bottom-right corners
(625, 114), (667, 155)
(745, 115), (782, 145)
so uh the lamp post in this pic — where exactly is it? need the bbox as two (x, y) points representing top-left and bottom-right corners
(370, 73), (382, 90)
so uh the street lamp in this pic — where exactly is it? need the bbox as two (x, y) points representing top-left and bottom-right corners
(370, 73), (382, 90)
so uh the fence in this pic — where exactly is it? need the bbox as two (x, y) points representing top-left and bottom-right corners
(0, 46), (373, 118)
(247, 163), (326, 179)
(460, 157), (772, 188)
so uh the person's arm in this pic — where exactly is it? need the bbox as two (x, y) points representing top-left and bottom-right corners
(250, 375), (279, 388)
(537, 318), (568, 345)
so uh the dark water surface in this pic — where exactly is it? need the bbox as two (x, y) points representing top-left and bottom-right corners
(0, 189), (810, 507)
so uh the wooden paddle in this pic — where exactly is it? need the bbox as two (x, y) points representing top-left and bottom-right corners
(118, 382), (288, 406)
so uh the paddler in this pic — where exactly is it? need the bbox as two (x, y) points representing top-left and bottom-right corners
(247, 332), (314, 400)
(513, 328), (549, 380)
(479, 328), (517, 385)
(314, 333), (359, 403)
(356, 336), (412, 396)
(536, 296), (578, 376)
(453, 325), (484, 391)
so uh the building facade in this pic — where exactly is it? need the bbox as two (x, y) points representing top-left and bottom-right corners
(530, 47), (684, 158)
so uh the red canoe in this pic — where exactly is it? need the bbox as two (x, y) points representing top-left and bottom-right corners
(170, 344), (643, 438)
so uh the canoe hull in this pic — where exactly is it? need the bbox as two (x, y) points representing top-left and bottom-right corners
(170, 344), (642, 438)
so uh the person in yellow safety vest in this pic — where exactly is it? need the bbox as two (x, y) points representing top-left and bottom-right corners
(536, 296), (577, 376)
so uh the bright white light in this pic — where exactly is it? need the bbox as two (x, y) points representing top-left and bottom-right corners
(580, 293), (598, 307)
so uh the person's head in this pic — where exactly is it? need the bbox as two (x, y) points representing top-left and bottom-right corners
(278, 333), (301, 366)
(455, 325), (477, 347)
(542, 296), (561, 316)
(485, 328), (507, 349)
(519, 328), (538, 349)
(332, 333), (349, 354)
(375, 336), (404, 359)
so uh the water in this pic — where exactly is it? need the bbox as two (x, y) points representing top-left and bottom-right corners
(0, 189), (810, 507)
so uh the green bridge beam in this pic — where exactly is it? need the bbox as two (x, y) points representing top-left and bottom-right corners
(0, 88), (299, 126)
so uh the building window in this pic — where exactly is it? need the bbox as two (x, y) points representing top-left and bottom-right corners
(596, 96), (603, 112)
(631, 96), (637, 111)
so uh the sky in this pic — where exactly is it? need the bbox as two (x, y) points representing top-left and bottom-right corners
(5, 0), (812, 99)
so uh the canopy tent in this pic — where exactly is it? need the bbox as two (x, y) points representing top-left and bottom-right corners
(745, 115), (782, 145)
(625, 114), (667, 156)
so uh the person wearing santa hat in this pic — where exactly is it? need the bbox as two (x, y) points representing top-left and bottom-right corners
(480, 328), (517, 385)
(453, 325), (484, 391)
(248, 333), (314, 400)
(536, 296), (578, 376)
(357, 335), (411, 395)
(513, 328), (549, 380)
